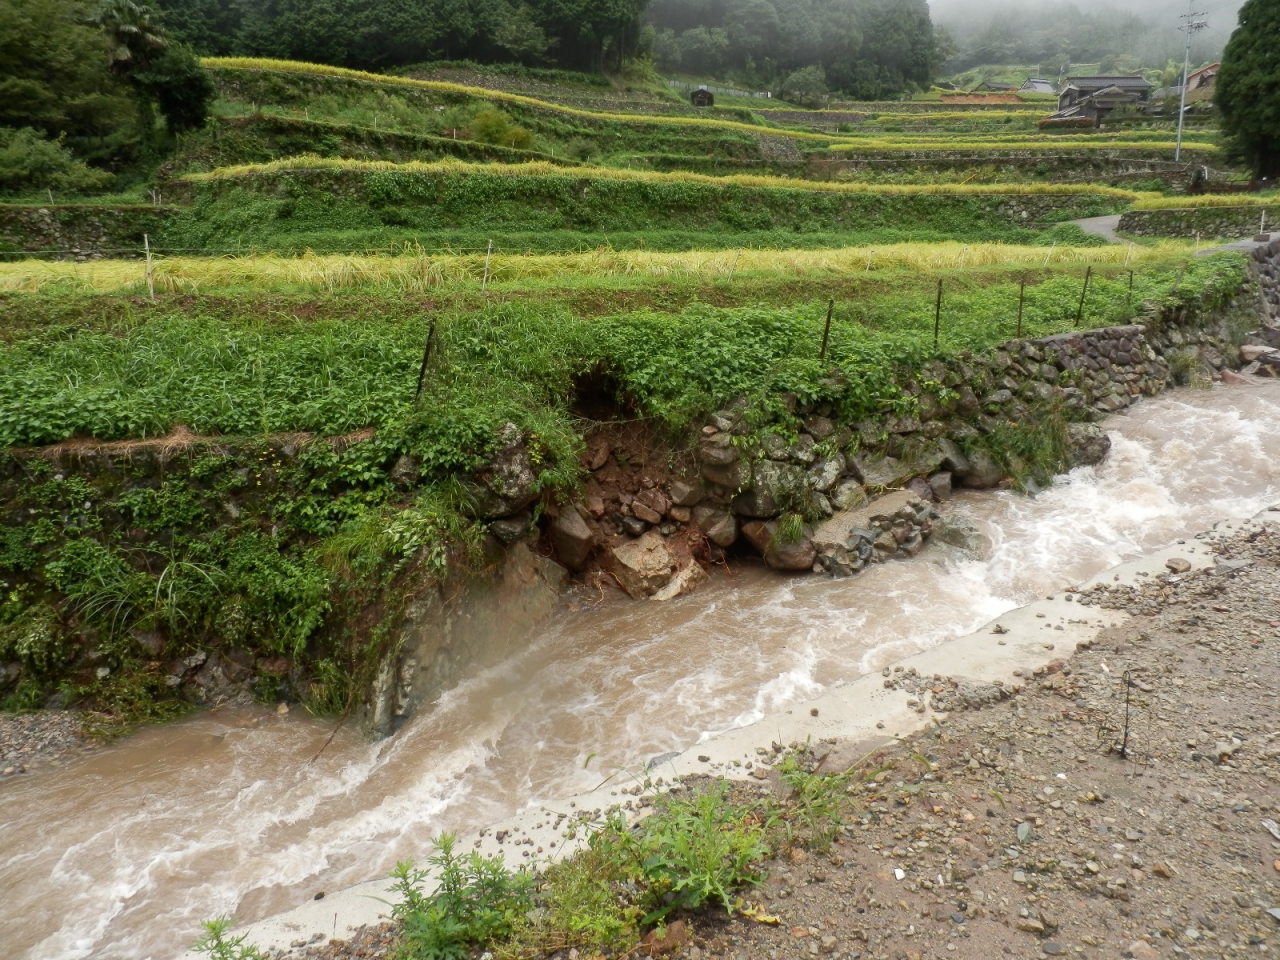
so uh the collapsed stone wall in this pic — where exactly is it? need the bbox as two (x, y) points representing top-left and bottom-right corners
(0, 205), (176, 260)
(543, 288), (1251, 601)
(1118, 205), (1279, 239)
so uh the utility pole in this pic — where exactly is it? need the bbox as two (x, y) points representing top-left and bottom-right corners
(1175, 1), (1209, 162)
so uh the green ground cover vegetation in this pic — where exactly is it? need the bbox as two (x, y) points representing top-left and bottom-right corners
(0, 252), (1245, 721)
(153, 163), (1129, 255)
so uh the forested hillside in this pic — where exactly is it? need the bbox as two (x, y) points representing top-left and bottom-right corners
(646, 0), (937, 100)
(154, 0), (651, 71)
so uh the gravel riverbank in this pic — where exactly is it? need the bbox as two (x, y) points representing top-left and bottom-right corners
(0, 711), (95, 777)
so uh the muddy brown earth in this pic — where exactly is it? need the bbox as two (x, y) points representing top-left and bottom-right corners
(302, 519), (1280, 960)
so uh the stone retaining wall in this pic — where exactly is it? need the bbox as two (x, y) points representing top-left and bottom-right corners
(1250, 237), (1280, 325)
(1118, 205), (1279, 239)
(807, 156), (1205, 189)
(0, 204), (177, 260)
(579, 285), (1255, 591)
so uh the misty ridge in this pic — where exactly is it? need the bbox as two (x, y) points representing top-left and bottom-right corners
(646, 0), (1240, 99)
(930, 0), (1240, 75)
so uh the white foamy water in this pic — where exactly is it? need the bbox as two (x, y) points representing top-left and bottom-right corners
(3, 382), (1278, 960)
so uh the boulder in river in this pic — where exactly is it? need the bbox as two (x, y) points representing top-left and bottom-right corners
(609, 530), (676, 599)
(652, 561), (709, 601)
(551, 506), (594, 570)
(1066, 422), (1111, 468)
(741, 519), (818, 571)
(958, 450), (1003, 489)
(928, 515), (993, 560)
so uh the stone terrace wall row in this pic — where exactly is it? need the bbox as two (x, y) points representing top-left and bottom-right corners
(1119, 205), (1280, 239)
(0, 205), (176, 260)
(807, 156), (1204, 185)
(1251, 237), (1280, 325)
(661, 304), (1240, 584)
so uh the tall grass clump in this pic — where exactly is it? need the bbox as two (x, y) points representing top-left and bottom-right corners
(1131, 191), (1280, 210)
(182, 157), (1148, 200)
(0, 241), (1196, 296)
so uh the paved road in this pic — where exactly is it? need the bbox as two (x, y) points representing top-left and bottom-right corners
(1068, 213), (1273, 256)
(1071, 214), (1122, 243)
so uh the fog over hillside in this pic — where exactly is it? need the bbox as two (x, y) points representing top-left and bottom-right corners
(930, 0), (1244, 73)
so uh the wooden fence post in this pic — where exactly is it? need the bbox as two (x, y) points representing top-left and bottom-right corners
(819, 299), (834, 361)
(1074, 265), (1092, 323)
(144, 234), (155, 301)
(415, 319), (436, 401)
(933, 279), (943, 348)
(1016, 278), (1025, 339)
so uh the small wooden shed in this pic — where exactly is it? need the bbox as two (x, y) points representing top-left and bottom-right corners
(690, 87), (714, 108)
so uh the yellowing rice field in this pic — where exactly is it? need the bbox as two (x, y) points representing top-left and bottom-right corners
(184, 156), (1152, 200)
(1130, 192), (1280, 210)
(0, 242), (1196, 296)
(202, 59), (1212, 158)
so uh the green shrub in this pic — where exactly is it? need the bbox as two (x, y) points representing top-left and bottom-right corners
(390, 835), (535, 960)
(589, 781), (769, 924)
(0, 128), (113, 196)
(192, 917), (268, 960)
(0, 604), (64, 673)
(466, 108), (536, 151)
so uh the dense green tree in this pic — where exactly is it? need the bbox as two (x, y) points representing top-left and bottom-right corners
(780, 64), (828, 105)
(494, 2), (554, 63)
(93, 0), (169, 74)
(646, 0), (935, 99)
(0, 0), (135, 141)
(1216, 0), (1280, 180)
(133, 42), (216, 131)
(153, 0), (650, 72)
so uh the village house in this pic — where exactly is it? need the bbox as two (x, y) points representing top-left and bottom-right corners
(1019, 78), (1056, 94)
(1043, 74), (1152, 127)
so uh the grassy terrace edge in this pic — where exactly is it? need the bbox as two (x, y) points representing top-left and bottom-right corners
(204, 58), (841, 145)
(0, 242), (1199, 295)
(179, 157), (1150, 200)
(202, 59), (1215, 157)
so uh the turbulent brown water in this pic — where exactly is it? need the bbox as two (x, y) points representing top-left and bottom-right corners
(3, 383), (1279, 960)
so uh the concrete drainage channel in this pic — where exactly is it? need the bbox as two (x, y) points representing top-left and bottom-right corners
(192, 503), (1280, 958)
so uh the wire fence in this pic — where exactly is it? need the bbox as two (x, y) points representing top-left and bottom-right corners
(667, 80), (772, 100)
(0, 239), (644, 262)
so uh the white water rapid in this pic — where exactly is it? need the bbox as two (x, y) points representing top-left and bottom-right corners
(3, 382), (1278, 960)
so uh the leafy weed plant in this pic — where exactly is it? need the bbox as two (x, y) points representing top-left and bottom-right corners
(771, 750), (855, 853)
(390, 835), (535, 960)
(192, 917), (268, 960)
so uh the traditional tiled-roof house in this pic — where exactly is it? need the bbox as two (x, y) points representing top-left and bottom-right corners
(1057, 75), (1152, 113)
(1019, 78), (1056, 94)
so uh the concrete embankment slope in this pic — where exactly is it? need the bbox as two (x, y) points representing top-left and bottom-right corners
(190, 502), (1280, 957)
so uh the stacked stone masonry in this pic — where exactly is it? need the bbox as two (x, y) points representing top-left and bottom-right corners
(1118, 205), (1279, 239)
(0, 205), (176, 260)
(551, 267), (1269, 590)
